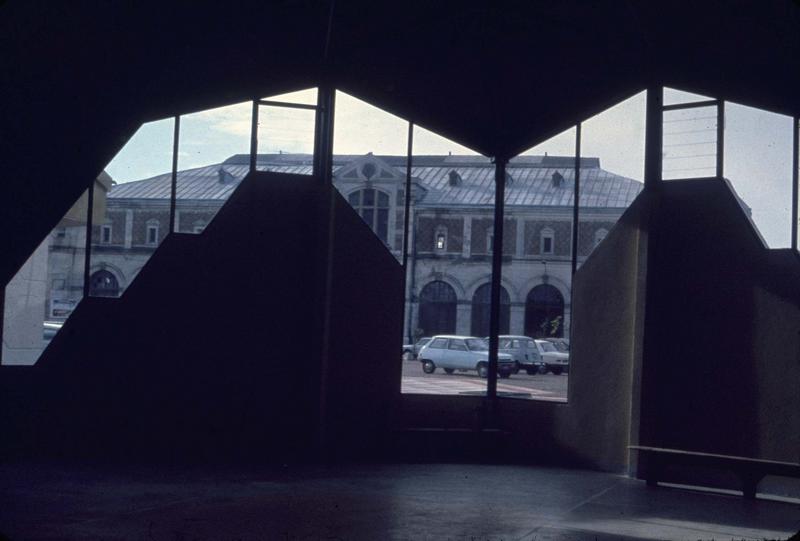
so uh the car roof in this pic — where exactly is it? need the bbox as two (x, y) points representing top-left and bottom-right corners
(429, 335), (481, 340)
(498, 335), (532, 340)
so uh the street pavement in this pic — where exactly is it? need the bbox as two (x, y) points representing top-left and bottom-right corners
(401, 359), (568, 401)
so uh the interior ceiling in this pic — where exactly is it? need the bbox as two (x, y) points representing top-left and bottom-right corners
(1, 0), (799, 285)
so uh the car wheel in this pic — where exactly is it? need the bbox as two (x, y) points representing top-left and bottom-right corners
(422, 360), (436, 374)
(525, 367), (539, 375)
(551, 367), (563, 376)
(477, 362), (488, 379)
(444, 368), (455, 375)
(513, 361), (521, 374)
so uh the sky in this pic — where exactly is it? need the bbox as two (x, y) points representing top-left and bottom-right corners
(105, 88), (797, 248)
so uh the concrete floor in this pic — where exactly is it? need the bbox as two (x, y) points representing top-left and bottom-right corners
(1, 462), (798, 541)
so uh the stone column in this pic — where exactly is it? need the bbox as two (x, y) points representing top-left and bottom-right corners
(456, 302), (471, 335)
(516, 217), (525, 257)
(462, 216), (472, 258)
(510, 303), (526, 336)
(124, 209), (133, 248)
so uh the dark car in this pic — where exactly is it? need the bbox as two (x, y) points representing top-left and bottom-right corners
(402, 337), (432, 360)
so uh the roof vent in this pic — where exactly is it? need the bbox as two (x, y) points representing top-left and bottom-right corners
(218, 167), (236, 184)
(552, 171), (564, 188)
(448, 170), (462, 186)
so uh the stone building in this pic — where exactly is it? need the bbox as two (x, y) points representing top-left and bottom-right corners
(76, 153), (641, 341)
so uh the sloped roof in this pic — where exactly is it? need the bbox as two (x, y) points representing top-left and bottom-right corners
(108, 153), (642, 209)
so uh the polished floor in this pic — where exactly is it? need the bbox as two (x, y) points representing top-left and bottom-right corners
(1, 462), (798, 540)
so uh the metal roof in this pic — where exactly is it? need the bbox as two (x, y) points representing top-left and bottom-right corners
(109, 154), (642, 208)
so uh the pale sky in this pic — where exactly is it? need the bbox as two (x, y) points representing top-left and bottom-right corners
(105, 88), (796, 248)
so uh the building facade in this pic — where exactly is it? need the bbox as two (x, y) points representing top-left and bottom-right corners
(57, 153), (641, 343)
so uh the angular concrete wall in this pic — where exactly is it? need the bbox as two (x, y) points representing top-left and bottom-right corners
(0, 171), (403, 463)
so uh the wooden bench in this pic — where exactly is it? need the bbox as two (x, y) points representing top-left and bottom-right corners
(630, 445), (800, 499)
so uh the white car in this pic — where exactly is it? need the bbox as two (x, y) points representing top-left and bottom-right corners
(534, 339), (569, 375)
(418, 335), (516, 378)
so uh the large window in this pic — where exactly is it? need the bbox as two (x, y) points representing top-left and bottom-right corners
(348, 188), (390, 243)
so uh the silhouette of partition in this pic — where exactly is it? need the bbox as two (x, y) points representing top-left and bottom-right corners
(1, 171), (403, 463)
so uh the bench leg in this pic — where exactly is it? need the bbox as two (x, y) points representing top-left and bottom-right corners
(740, 472), (763, 500)
(646, 455), (661, 487)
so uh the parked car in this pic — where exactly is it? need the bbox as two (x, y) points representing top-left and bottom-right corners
(534, 339), (569, 375)
(417, 335), (515, 378)
(545, 338), (570, 354)
(402, 337), (432, 360)
(497, 335), (547, 375)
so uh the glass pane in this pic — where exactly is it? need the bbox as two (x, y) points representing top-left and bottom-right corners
(255, 105), (316, 175)
(333, 91), (409, 259)
(178, 101), (252, 233)
(3, 188), (91, 365)
(663, 87), (715, 106)
(403, 125), (491, 395)
(662, 105), (718, 180)
(579, 91), (645, 260)
(104, 118), (174, 184)
(724, 102), (794, 248)
(90, 119), (175, 297)
(500, 127), (577, 402)
(262, 88), (318, 106)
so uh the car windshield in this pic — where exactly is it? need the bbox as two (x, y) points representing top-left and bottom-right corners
(539, 341), (558, 352)
(553, 342), (568, 352)
(466, 339), (489, 351)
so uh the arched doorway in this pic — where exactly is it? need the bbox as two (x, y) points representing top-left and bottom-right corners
(418, 281), (457, 336)
(89, 269), (120, 297)
(470, 283), (510, 337)
(525, 284), (564, 338)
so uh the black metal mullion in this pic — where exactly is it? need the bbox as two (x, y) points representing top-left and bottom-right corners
(82, 179), (95, 298)
(716, 100), (725, 178)
(571, 123), (581, 276)
(645, 86), (664, 189)
(257, 99), (317, 111)
(169, 115), (180, 233)
(313, 85), (335, 183)
(250, 101), (258, 174)
(662, 99), (719, 112)
(793, 116), (799, 251)
(400, 121), (414, 355)
(487, 157), (507, 402)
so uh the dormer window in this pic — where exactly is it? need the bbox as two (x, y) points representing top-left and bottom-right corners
(552, 171), (564, 188)
(448, 170), (462, 186)
(435, 226), (448, 251)
(540, 227), (555, 255)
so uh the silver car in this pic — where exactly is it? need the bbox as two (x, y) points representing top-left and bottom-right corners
(418, 335), (515, 378)
(497, 335), (546, 375)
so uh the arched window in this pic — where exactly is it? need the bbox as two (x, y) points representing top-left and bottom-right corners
(540, 227), (555, 255)
(470, 283), (510, 337)
(348, 188), (390, 243)
(418, 281), (457, 336)
(89, 270), (120, 298)
(594, 228), (608, 248)
(525, 284), (565, 338)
